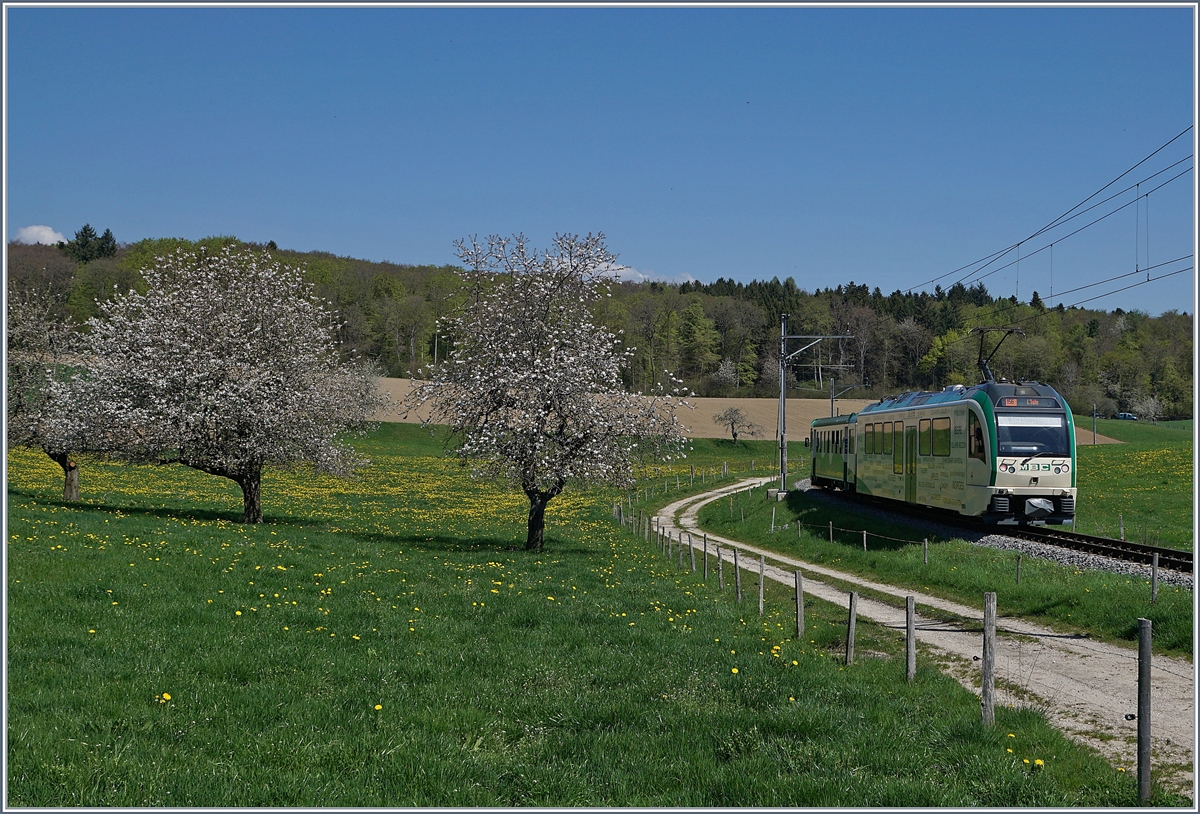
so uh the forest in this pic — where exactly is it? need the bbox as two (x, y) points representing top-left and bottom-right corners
(7, 229), (1193, 420)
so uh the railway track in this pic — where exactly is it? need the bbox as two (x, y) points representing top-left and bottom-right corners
(1008, 525), (1193, 573)
(828, 489), (1194, 574)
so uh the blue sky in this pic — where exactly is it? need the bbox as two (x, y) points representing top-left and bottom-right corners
(5, 5), (1195, 315)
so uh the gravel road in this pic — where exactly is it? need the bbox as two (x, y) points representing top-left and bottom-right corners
(654, 477), (1196, 799)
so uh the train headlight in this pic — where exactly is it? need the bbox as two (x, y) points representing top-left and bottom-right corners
(1054, 467), (1061, 474)
(1061, 464), (1069, 473)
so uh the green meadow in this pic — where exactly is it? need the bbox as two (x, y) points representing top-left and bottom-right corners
(1072, 415), (1194, 548)
(5, 425), (1186, 806)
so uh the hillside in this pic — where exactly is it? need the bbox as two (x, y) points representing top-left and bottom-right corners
(372, 378), (1120, 443)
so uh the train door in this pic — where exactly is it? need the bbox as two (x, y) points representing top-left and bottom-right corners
(904, 426), (917, 503)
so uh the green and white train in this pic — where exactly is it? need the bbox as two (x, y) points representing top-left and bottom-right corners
(810, 380), (1077, 525)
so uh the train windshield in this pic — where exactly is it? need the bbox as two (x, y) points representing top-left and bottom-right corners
(995, 414), (1070, 457)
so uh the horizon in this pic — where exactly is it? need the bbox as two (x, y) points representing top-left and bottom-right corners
(6, 5), (1196, 317)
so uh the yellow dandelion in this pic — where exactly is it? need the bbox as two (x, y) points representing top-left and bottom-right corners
(731, 668), (739, 674)
(235, 610), (242, 616)
(162, 693), (171, 701)
(1034, 759), (1044, 767)
(374, 704), (382, 711)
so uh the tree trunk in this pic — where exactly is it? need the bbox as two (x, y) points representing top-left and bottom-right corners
(236, 470), (263, 524)
(523, 480), (564, 551)
(48, 451), (79, 501)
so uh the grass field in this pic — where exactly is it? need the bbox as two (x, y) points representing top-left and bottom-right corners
(5, 425), (1187, 806)
(695, 485), (1193, 658)
(1071, 415), (1194, 549)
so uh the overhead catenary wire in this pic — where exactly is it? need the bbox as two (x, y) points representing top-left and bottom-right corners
(946, 162), (1193, 292)
(904, 126), (1194, 295)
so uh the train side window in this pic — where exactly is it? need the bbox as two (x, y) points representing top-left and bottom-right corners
(864, 423), (874, 454)
(849, 429), (854, 455)
(932, 417), (951, 456)
(968, 412), (987, 461)
(874, 422), (883, 454)
(882, 422), (892, 455)
(892, 422), (903, 474)
(919, 418), (932, 455)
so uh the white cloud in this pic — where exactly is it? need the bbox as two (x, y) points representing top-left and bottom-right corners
(602, 263), (697, 285)
(15, 225), (66, 245)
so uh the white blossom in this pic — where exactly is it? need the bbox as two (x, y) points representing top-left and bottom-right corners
(405, 233), (689, 550)
(49, 245), (388, 522)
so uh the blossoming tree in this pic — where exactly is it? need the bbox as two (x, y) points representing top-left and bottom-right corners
(406, 232), (689, 551)
(50, 246), (387, 522)
(6, 286), (82, 499)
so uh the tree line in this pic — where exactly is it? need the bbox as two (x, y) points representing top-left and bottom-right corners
(7, 228), (1193, 420)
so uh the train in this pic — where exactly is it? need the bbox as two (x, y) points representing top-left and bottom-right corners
(809, 379), (1077, 525)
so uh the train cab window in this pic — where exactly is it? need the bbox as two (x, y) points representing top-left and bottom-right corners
(919, 419), (932, 455)
(882, 422), (892, 455)
(849, 430), (854, 455)
(968, 412), (987, 462)
(932, 417), (951, 456)
(892, 422), (904, 474)
(864, 423), (874, 454)
(874, 422), (884, 453)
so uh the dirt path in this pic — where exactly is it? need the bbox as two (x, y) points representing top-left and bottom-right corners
(653, 478), (1195, 798)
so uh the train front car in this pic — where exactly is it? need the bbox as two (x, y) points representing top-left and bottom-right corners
(828, 380), (1077, 525)
(976, 382), (1077, 525)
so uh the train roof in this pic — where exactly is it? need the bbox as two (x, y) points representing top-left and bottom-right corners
(856, 380), (1067, 416)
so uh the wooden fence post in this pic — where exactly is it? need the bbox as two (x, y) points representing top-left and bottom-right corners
(1016, 553), (1022, 585)
(982, 591), (996, 726)
(703, 534), (709, 580)
(690, 464), (694, 486)
(734, 548), (742, 602)
(829, 521), (833, 544)
(1120, 514), (1125, 541)
(923, 538), (928, 565)
(689, 535), (696, 572)
(771, 507), (776, 533)
(758, 554), (765, 615)
(1152, 553), (1159, 604)
(1138, 617), (1152, 804)
(717, 546), (724, 590)
(862, 530), (867, 551)
(795, 570), (805, 638)
(845, 592), (857, 665)
(906, 596), (916, 682)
